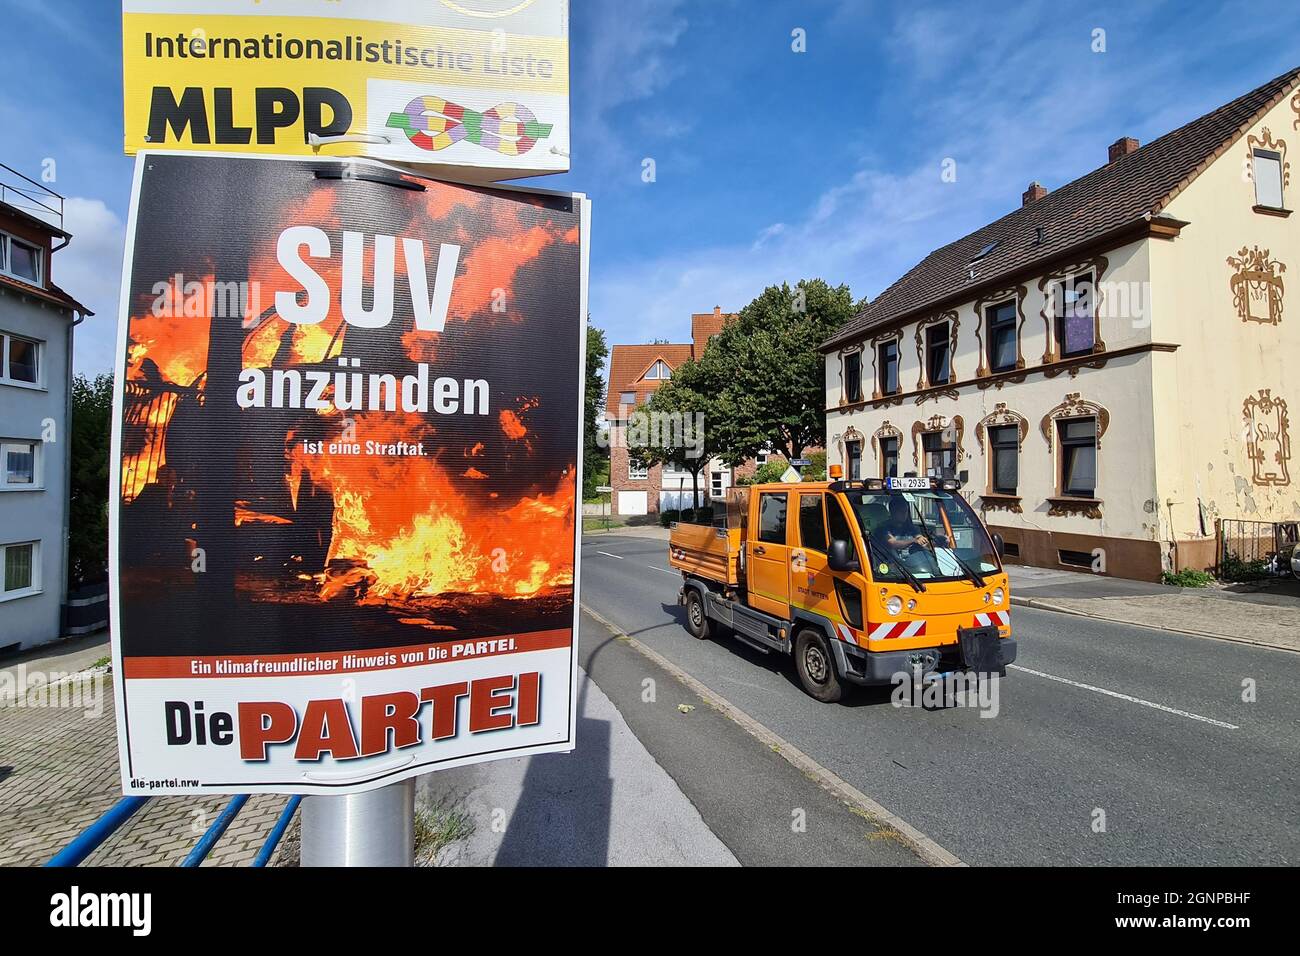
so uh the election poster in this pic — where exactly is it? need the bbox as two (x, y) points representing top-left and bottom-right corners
(121, 0), (570, 181)
(109, 151), (587, 794)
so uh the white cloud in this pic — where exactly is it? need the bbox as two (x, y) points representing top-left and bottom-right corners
(54, 197), (126, 377)
(574, 0), (688, 179)
(589, 4), (1254, 348)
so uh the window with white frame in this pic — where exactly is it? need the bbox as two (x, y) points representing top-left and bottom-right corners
(644, 360), (672, 380)
(1, 331), (41, 386)
(628, 458), (649, 480)
(619, 390), (636, 406)
(1, 440), (40, 489)
(0, 232), (44, 285)
(711, 471), (724, 498)
(1253, 149), (1285, 209)
(2, 541), (40, 599)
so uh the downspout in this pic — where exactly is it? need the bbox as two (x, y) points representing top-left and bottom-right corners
(62, 308), (84, 630)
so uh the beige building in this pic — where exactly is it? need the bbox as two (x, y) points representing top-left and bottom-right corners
(822, 67), (1300, 582)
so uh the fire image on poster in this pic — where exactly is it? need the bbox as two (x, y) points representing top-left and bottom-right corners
(109, 152), (587, 794)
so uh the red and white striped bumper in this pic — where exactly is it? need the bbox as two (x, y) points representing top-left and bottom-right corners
(866, 619), (928, 641)
(972, 610), (1009, 628)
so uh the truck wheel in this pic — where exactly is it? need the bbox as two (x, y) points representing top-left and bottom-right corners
(794, 629), (844, 703)
(684, 589), (712, 640)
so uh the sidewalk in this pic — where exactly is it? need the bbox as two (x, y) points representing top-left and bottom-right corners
(0, 638), (294, 866)
(419, 663), (738, 866)
(1007, 564), (1300, 653)
(583, 522), (670, 540)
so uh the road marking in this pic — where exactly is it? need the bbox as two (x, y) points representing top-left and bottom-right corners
(594, 551), (624, 560)
(581, 603), (965, 868)
(645, 565), (678, 575)
(1008, 664), (1239, 730)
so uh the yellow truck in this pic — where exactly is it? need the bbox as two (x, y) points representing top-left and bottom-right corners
(668, 472), (1015, 702)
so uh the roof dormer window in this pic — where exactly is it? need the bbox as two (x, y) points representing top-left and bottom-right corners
(0, 232), (43, 286)
(644, 360), (672, 380)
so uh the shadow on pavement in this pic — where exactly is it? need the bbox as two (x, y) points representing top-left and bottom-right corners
(493, 676), (612, 866)
(653, 601), (899, 708)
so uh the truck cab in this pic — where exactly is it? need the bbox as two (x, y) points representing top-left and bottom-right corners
(669, 473), (1016, 702)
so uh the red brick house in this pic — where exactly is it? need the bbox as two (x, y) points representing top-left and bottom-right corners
(606, 308), (733, 516)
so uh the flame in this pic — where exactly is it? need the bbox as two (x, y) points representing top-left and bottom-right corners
(499, 409), (527, 439)
(126, 275), (216, 387)
(121, 175), (581, 610)
(285, 409), (574, 602)
(120, 392), (180, 503)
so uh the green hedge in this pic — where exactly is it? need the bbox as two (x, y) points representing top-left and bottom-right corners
(660, 507), (715, 527)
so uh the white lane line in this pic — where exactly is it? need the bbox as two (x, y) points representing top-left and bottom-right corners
(595, 551), (624, 560)
(1008, 664), (1239, 730)
(645, 565), (678, 575)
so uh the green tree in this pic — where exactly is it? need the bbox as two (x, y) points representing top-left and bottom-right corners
(68, 372), (114, 586)
(625, 354), (727, 511)
(801, 450), (828, 481)
(583, 321), (609, 499)
(707, 279), (856, 463)
(735, 460), (791, 486)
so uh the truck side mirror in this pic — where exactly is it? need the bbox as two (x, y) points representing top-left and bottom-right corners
(992, 532), (1005, 557)
(828, 539), (860, 573)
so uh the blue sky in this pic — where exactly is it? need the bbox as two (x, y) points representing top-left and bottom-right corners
(2, 0), (1299, 376)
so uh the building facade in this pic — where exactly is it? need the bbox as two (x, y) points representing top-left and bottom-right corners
(822, 68), (1300, 581)
(606, 307), (737, 516)
(0, 170), (91, 651)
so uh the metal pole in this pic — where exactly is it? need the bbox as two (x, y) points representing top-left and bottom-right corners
(300, 779), (415, 867)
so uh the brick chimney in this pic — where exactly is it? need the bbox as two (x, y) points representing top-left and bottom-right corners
(1022, 181), (1048, 206)
(1108, 136), (1139, 163)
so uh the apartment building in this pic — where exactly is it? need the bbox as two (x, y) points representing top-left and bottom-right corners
(0, 166), (91, 651)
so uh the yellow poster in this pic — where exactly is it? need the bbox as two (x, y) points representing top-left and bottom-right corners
(121, 0), (569, 181)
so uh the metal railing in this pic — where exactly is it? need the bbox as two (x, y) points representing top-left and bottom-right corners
(0, 162), (64, 231)
(1217, 518), (1299, 579)
(46, 794), (302, 868)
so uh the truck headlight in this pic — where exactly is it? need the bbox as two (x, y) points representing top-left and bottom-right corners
(885, 595), (902, 616)
(993, 587), (1005, 605)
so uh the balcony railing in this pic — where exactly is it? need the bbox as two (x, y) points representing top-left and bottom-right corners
(0, 161), (64, 232)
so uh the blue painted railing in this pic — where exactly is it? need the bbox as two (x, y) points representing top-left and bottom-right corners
(46, 793), (302, 867)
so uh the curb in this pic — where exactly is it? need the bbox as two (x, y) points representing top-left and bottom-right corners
(581, 603), (965, 868)
(1009, 595), (1298, 654)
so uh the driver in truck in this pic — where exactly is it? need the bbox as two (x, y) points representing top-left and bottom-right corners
(882, 495), (946, 554)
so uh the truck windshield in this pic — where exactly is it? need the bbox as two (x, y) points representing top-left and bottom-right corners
(840, 490), (1001, 584)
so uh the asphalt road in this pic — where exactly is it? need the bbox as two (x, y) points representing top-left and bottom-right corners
(580, 532), (1300, 866)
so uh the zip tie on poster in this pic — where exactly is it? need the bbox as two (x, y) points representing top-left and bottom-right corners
(309, 131), (394, 150)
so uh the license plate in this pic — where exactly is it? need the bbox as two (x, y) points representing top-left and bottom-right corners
(957, 626), (1000, 671)
(887, 477), (930, 490)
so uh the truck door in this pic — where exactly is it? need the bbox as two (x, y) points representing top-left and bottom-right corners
(749, 491), (791, 618)
(791, 492), (837, 620)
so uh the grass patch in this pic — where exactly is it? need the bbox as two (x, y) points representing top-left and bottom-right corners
(1162, 568), (1213, 588)
(414, 798), (475, 865)
(582, 515), (628, 533)
(90, 656), (111, 670)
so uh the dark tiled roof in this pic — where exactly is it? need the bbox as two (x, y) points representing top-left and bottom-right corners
(823, 65), (1300, 350)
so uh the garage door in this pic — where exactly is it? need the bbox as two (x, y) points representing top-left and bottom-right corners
(617, 491), (648, 515)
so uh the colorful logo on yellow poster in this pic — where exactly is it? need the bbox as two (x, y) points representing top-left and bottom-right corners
(387, 94), (553, 156)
